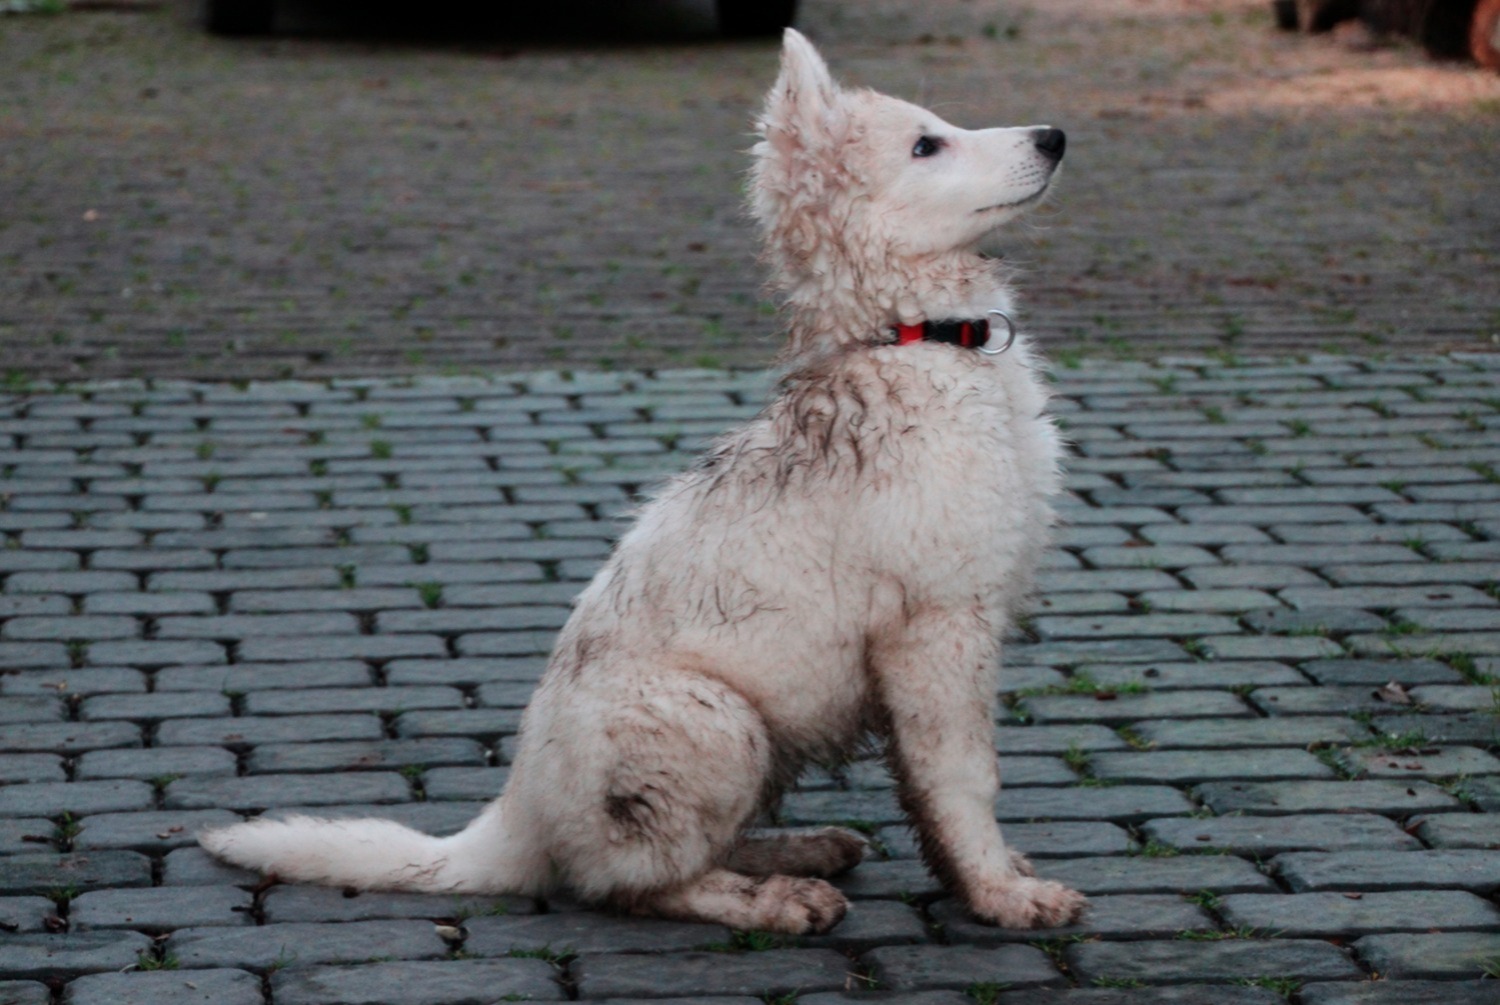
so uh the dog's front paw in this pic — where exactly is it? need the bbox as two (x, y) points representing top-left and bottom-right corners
(768, 875), (850, 934)
(967, 876), (1087, 929)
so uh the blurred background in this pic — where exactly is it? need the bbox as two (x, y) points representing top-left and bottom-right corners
(1, 0), (1497, 382)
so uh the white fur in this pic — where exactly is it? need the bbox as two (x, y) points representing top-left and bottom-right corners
(200, 29), (1086, 934)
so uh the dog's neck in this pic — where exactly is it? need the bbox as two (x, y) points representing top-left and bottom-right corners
(776, 249), (1015, 364)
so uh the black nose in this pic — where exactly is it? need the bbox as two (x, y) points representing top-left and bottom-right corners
(1033, 127), (1066, 162)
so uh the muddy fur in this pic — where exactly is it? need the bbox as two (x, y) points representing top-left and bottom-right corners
(200, 29), (1087, 935)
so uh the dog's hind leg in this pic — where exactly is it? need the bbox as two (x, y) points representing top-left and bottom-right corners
(871, 612), (1088, 929)
(635, 867), (849, 934)
(726, 827), (868, 878)
(529, 670), (852, 931)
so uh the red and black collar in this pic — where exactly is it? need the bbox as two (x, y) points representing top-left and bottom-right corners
(889, 310), (1017, 354)
(892, 318), (990, 349)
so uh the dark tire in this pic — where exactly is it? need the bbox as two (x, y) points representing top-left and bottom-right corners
(1273, 0), (1299, 30)
(204, 0), (274, 35)
(1416, 0), (1480, 58)
(1358, 0), (1415, 36)
(716, 0), (798, 37)
(1471, 0), (1500, 68)
(1295, 0), (1360, 31)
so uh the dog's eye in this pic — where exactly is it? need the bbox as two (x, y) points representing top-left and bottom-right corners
(912, 135), (944, 158)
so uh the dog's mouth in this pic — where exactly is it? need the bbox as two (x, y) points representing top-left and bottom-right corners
(974, 184), (1050, 216)
(975, 173), (1056, 215)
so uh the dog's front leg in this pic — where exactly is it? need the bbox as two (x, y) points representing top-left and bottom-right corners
(872, 614), (1087, 929)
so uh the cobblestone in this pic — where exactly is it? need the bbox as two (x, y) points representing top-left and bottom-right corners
(995, 786), (1196, 824)
(1374, 712), (1500, 746)
(164, 773), (411, 811)
(0, 931), (153, 981)
(167, 920), (450, 970)
(1195, 779), (1460, 817)
(1300, 981), (1500, 1005)
(4, 0), (1500, 379)
(993, 725), (1126, 755)
(70, 885), (252, 932)
(1220, 889), (1500, 937)
(0, 896), (56, 934)
(79, 692), (231, 722)
(62, 969), (264, 1005)
(243, 686), (464, 716)
(1088, 661), (1303, 691)
(1353, 932), (1500, 980)
(3, 352), (1500, 1001)
(1141, 814), (1419, 856)
(1130, 716), (1370, 749)
(882, 821), (1133, 861)
(993, 990), (1283, 1005)
(1043, 855), (1276, 896)
(463, 913), (727, 955)
(1064, 938), (1364, 985)
(1088, 748), (1333, 784)
(1249, 686), (1418, 717)
(1019, 691), (1252, 725)
(0, 755), (64, 784)
(1, 669), (146, 702)
(0, 851), (152, 897)
(796, 898), (928, 953)
(72, 809), (242, 853)
(1275, 849), (1500, 894)
(74, 746), (237, 781)
(573, 949), (851, 998)
(260, 886), (532, 924)
(270, 958), (565, 1004)
(1412, 813), (1500, 849)
(246, 738), (485, 775)
(154, 660), (375, 693)
(1340, 745), (1500, 779)
(155, 714), (384, 747)
(1298, 658), (1463, 686)
(933, 893), (1212, 944)
(0, 780), (154, 818)
(861, 944), (1063, 991)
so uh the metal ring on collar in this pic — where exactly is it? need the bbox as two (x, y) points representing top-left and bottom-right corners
(980, 309), (1017, 355)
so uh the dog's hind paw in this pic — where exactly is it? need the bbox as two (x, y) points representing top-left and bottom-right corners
(967, 876), (1088, 929)
(812, 826), (871, 877)
(728, 826), (869, 879)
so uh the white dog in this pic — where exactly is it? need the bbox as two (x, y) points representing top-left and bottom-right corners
(201, 29), (1086, 935)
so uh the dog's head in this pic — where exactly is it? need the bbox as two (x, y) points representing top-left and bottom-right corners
(751, 29), (1063, 289)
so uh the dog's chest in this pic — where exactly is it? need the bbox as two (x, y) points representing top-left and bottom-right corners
(772, 349), (1059, 536)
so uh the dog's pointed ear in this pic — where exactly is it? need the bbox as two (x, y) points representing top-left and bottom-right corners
(757, 28), (842, 154)
(750, 29), (851, 282)
(772, 28), (838, 119)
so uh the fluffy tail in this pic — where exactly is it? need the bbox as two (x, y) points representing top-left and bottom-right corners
(198, 800), (544, 894)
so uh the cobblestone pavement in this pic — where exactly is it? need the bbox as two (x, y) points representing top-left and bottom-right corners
(2, 0), (1499, 381)
(0, 353), (1497, 1001)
